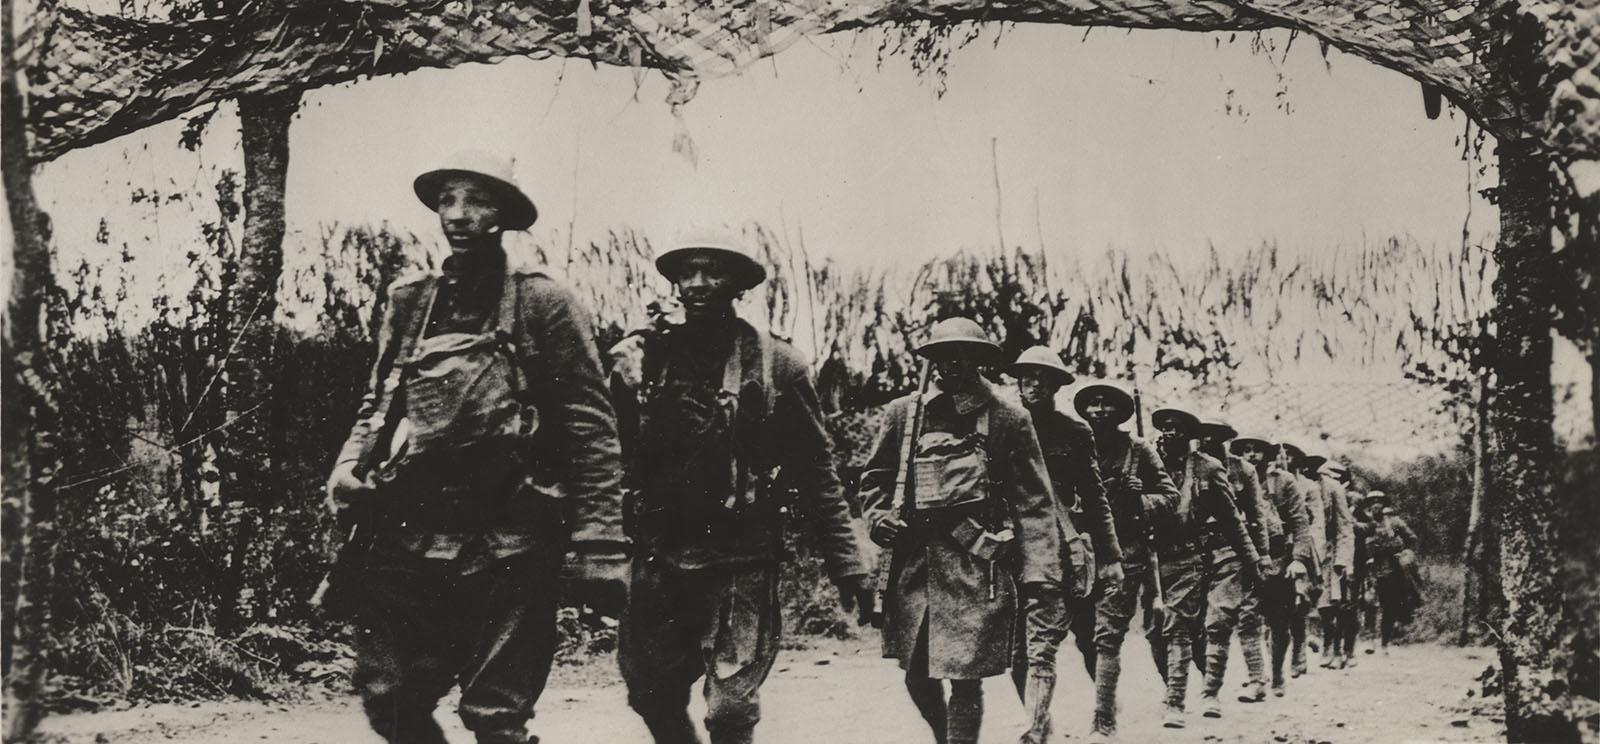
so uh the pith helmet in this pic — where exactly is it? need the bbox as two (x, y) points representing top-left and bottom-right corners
(1200, 420), (1238, 442)
(915, 318), (1003, 362)
(1008, 346), (1075, 385)
(414, 151), (539, 231)
(1151, 407), (1202, 434)
(655, 227), (768, 291)
(1073, 383), (1135, 424)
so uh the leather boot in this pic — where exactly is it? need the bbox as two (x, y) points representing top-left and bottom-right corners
(708, 726), (754, 744)
(1091, 650), (1122, 738)
(1017, 668), (1056, 744)
(639, 707), (704, 744)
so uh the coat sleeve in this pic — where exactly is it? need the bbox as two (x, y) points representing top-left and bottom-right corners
(1394, 517), (1418, 551)
(335, 281), (409, 469)
(1066, 421), (1122, 565)
(526, 279), (625, 546)
(1277, 474), (1316, 567)
(1328, 483), (1356, 571)
(776, 361), (869, 580)
(1004, 413), (1064, 586)
(859, 398), (908, 532)
(1204, 461), (1260, 566)
(1134, 438), (1180, 513)
(1235, 461), (1272, 561)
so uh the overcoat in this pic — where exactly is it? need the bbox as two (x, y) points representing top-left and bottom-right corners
(861, 382), (1060, 679)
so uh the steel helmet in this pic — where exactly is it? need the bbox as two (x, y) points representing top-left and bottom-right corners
(1007, 345), (1075, 385)
(1073, 383), (1135, 424)
(915, 318), (1003, 362)
(655, 227), (768, 291)
(414, 151), (539, 231)
(1151, 407), (1202, 434)
(1199, 420), (1238, 442)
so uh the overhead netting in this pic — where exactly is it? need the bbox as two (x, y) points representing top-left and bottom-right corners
(16, 0), (1600, 163)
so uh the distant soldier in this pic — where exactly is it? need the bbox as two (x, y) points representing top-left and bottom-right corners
(1282, 443), (1324, 678)
(1194, 421), (1274, 717)
(1342, 482), (1372, 665)
(612, 229), (872, 744)
(1074, 383), (1179, 740)
(1303, 457), (1355, 671)
(326, 153), (628, 744)
(863, 318), (1060, 744)
(1147, 408), (1261, 729)
(1230, 437), (1313, 698)
(1005, 347), (1124, 744)
(1364, 491), (1421, 651)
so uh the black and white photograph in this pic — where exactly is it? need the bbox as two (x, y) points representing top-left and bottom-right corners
(2, 1), (1597, 742)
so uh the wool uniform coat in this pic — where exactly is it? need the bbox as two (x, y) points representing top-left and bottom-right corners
(861, 382), (1060, 680)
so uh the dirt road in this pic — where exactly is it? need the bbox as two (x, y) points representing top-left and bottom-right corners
(36, 635), (1503, 743)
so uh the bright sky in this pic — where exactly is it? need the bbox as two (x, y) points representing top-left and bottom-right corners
(35, 24), (1497, 281)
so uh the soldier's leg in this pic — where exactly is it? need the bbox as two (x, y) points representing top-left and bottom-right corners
(1200, 556), (1244, 716)
(1089, 562), (1144, 737)
(946, 679), (984, 744)
(453, 551), (563, 744)
(1289, 593), (1309, 677)
(700, 565), (781, 744)
(1263, 576), (1292, 695)
(1013, 586), (1066, 744)
(905, 623), (948, 744)
(621, 558), (708, 744)
(1068, 592), (1099, 679)
(353, 557), (460, 744)
(1236, 572), (1268, 700)
(1140, 578), (1168, 683)
(1340, 599), (1361, 663)
(1160, 555), (1206, 727)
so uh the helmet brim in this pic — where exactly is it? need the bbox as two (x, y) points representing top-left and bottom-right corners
(656, 246), (767, 291)
(414, 168), (538, 231)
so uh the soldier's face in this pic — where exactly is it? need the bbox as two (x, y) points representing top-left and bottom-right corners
(1240, 446), (1268, 465)
(1155, 422), (1192, 455)
(1082, 395), (1121, 425)
(435, 177), (502, 253)
(1015, 372), (1060, 409)
(933, 355), (982, 391)
(673, 253), (740, 322)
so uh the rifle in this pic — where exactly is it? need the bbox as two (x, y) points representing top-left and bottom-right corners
(1131, 377), (1165, 620)
(872, 358), (933, 627)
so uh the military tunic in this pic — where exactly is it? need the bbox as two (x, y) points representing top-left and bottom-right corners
(862, 382), (1060, 679)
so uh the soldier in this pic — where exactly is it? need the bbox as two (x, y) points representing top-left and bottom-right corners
(325, 153), (628, 744)
(863, 318), (1060, 744)
(1194, 421), (1274, 717)
(1342, 483), (1372, 665)
(612, 229), (873, 744)
(1302, 456), (1355, 672)
(1147, 408), (1261, 729)
(1229, 437), (1313, 698)
(1364, 491), (1421, 651)
(1073, 382), (1178, 740)
(1282, 443), (1324, 678)
(1005, 347), (1124, 744)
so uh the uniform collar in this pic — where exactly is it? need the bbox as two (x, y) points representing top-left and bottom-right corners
(927, 379), (993, 415)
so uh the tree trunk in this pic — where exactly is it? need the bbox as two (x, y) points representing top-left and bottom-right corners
(1459, 372), (1489, 646)
(215, 91), (297, 631)
(1491, 140), (1577, 743)
(2, 1), (62, 739)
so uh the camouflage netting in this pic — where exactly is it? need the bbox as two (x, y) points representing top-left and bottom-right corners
(14, 0), (1600, 164)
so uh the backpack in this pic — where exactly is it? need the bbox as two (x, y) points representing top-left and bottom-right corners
(370, 272), (539, 481)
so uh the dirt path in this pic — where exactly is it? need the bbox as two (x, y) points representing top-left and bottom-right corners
(35, 636), (1503, 743)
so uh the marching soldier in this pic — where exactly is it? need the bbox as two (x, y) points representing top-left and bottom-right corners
(1343, 483), (1372, 665)
(863, 318), (1060, 744)
(325, 153), (628, 744)
(1194, 421), (1274, 717)
(612, 229), (873, 744)
(1230, 437), (1314, 698)
(1073, 382), (1178, 740)
(1005, 347), (1124, 744)
(1364, 491), (1421, 651)
(1282, 443), (1324, 678)
(1300, 455), (1354, 671)
(1147, 407), (1261, 729)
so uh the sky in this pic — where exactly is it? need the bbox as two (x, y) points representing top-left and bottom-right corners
(35, 24), (1498, 279)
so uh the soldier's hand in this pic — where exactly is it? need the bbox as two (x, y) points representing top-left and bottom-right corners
(1287, 560), (1309, 580)
(1257, 556), (1276, 577)
(1098, 560), (1125, 586)
(870, 517), (907, 548)
(833, 573), (876, 625)
(1120, 476), (1145, 494)
(325, 461), (373, 512)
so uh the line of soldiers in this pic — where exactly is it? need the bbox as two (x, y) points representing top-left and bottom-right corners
(325, 154), (1421, 744)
